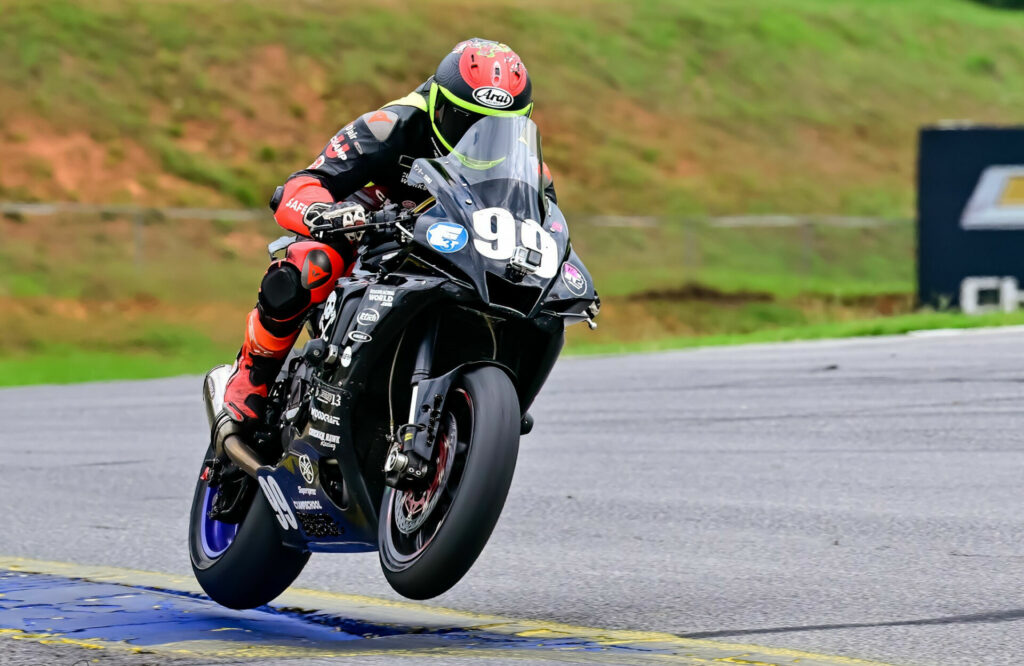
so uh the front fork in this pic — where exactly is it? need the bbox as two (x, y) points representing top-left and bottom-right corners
(384, 316), (441, 489)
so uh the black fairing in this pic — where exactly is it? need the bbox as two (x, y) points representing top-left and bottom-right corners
(256, 116), (594, 554)
(406, 116), (596, 318)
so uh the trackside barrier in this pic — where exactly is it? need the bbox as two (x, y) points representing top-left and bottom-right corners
(0, 201), (908, 279)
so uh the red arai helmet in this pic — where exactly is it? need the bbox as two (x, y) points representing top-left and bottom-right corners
(429, 38), (533, 151)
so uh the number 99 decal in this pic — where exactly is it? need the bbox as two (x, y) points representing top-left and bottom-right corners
(471, 207), (558, 278)
(258, 476), (297, 530)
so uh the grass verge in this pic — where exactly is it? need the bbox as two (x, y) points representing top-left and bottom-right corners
(3, 0), (1024, 215)
(0, 347), (234, 387)
(566, 310), (1024, 356)
(5, 311), (1024, 387)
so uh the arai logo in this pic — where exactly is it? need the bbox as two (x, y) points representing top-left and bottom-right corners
(472, 86), (514, 109)
(426, 222), (468, 253)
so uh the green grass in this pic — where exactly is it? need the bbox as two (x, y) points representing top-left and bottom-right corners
(0, 213), (918, 386)
(0, 216), (915, 310)
(3, 0), (1024, 214)
(0, 347), (233, 387)
(4, 0), (1022, 384)
(574, 219), (914, 298)
(566, 310), (1024, 356)
(5, 311), (1024, 387)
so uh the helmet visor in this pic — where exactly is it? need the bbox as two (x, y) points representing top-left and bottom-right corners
(430, 82), (533, 151)
(435, 94), (485, 149)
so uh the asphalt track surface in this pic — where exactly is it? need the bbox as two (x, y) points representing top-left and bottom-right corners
(2, 328), (1023, 665)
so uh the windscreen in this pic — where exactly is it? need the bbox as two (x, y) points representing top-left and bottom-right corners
(427, 115), (545, 222)
(407, 115), (583, 315)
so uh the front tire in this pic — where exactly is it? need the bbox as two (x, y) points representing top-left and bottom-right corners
(188, 446), (310, 609)
(379, 365), (520, 599)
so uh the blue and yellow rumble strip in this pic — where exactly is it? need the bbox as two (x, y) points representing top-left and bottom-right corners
(0, 557), (896, 665)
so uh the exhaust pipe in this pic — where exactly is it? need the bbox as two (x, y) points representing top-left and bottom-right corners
(223, 433), (262, 478)
(203, 364), (262, 478)
(203, 364), (233, 428)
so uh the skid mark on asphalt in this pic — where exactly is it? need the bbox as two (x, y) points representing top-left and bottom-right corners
(0, 557), (898, 665)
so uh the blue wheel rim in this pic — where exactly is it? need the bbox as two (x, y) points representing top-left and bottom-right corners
(200, 487), (238, 558)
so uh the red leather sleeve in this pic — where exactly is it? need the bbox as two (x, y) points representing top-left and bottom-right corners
(541, 161), (557, 204)
(273, 175), (333, 236)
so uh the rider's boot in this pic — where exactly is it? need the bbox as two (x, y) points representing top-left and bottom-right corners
(223, 308), (300, 430)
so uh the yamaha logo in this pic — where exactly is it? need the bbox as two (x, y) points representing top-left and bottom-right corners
(298, 454), (315, 485)
(472, 86), (514, 109)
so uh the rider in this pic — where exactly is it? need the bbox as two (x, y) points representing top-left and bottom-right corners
(223, 38), (556, 430)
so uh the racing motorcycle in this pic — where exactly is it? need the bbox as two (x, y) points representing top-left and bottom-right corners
(188, 115), (599, 608)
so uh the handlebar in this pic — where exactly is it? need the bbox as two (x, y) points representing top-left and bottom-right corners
(308, 206), (417, 242)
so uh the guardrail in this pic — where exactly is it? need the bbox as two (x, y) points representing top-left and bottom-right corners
(0, 202), (910, 277)
(0, 202), (266, 221)
(0, 201), (905, 227)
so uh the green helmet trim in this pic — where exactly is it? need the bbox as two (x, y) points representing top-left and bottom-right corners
(428, 81), (533, 152)
(450, 152), (507, 171)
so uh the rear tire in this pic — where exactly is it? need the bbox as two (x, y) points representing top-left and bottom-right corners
(379, 365), (520, 599)
(189, 446), (310, 609)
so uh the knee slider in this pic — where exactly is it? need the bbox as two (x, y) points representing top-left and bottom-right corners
(258, 263), (311, 322)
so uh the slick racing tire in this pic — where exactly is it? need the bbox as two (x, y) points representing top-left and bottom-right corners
(379, 365), (520, 599)
(189, 445), (310, 609)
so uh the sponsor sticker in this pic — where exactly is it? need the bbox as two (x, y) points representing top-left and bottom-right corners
(356, 309), (379, 325)
(310, 405), (340, 426)
(319, 292), (338, 340)
(298, 487), (317, 496)
(426, 222), (469, 253)
(561, 263), (587, 296)
(341, 346), (353, 367)
(284, 198), (309, 215)
(368, 287), (395, 307)
(307, 155), (326, 170)
(298, 454), (315, 485)
(410, 163), (433, 185)
(314, 384), (343, 408)
(293, 500), (323, 511)
(309, 427), (339, 449)
(326, 135), (349, 160)
(472, 86), (514, 109)
(348, 330), (372, 343)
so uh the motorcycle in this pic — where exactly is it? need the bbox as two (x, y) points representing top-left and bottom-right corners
(188, 115), (599, 608)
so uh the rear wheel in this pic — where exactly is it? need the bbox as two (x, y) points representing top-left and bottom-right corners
(189, 445), (310, 609)
(379, 365), (520, 599)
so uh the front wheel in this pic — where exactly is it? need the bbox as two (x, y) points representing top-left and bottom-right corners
(188, 445), (310, 609)
(379, 365), (520, 599)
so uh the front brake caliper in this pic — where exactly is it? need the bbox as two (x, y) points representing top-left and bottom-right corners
(383, 431), (432, 491)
